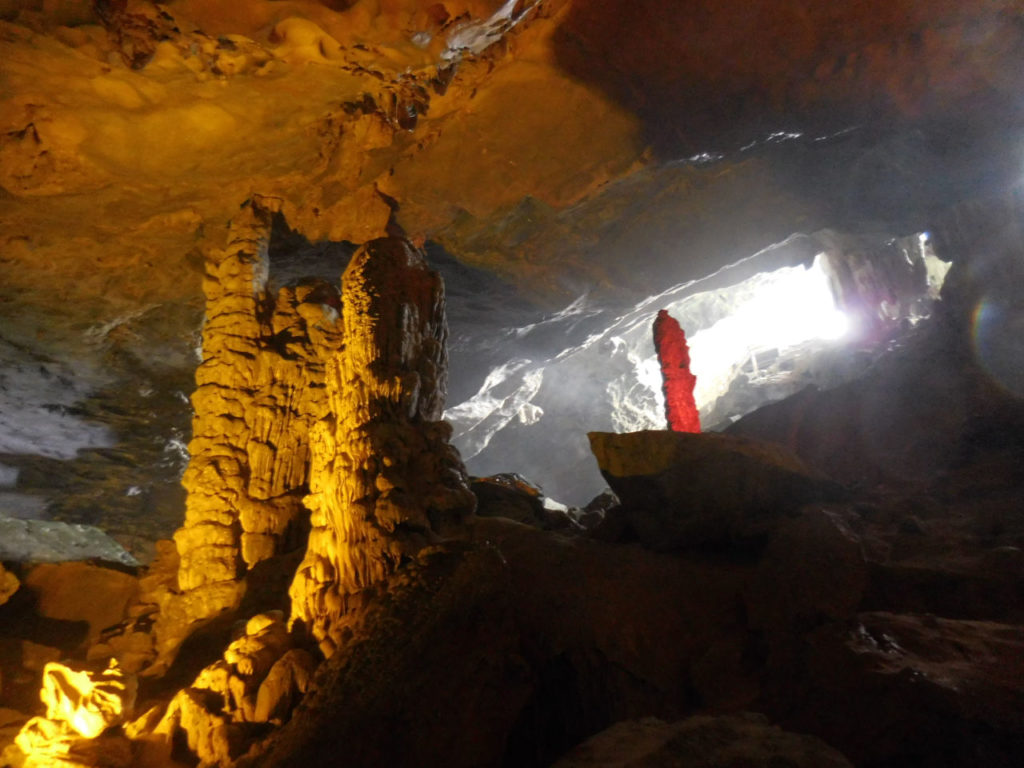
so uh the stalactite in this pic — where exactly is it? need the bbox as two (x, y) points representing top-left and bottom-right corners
(289, 237), (475, 656)
(654, 309), (701, 433)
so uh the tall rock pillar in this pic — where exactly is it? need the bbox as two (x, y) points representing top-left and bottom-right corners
(289, 237), (475, 655)
(173, 203), (270, 624)
(156, 200), (343, 668)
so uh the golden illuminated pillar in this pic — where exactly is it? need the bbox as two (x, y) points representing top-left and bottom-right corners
(289, 237), (475, 655)
(156, 200), (342, 669)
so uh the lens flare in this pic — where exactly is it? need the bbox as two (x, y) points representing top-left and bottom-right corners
(972, 295), (1024, 397)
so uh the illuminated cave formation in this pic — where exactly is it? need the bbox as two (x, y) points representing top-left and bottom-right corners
(652, 309), (700, 433)
(1, 1), (1024, 767)
(288, 235), (475, 656)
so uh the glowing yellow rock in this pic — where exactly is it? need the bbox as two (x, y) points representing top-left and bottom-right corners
(39, 660), (138, 739)
(0, 563), (18, 606)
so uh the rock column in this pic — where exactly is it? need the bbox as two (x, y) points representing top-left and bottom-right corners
(654, 309), (701, 433)
(173, 202), (271, 626)
(161, 201), (343, 665)
(289, 237), (475, 655)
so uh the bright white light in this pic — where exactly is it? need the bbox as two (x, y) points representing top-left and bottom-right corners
(683, 258), (848, 409)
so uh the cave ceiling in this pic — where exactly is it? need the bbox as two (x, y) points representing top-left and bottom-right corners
(1, 0), (1023, 545)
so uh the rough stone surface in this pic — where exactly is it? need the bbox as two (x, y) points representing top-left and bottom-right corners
(255, 544), (532, 768)
(767, 612), (1024, 768)
(0, 566), (18, 608)
(0, 519), (137, 567)
(552, 713), (854, 768)
(1, 0), (1021, 544)
(21, 563), (139, 650)
(288, 236), (475, 656)
(747, 507), (869, 632)
(471, 474), (549, 528)
(38, 661), (137, 739)
(12, 717), (133, 768)
(8, 661), (137, 767)
(151, 198), (343, 670)
(588, 430), (847, 549)
(127, 611), (306, 766)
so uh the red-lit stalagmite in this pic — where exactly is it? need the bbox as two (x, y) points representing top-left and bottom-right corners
(653, 309), (701, 433)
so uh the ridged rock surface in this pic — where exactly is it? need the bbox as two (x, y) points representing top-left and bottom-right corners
(157, 198), (343, 668)
(653, 309), (700, 433)
(289, 237), (475, 655)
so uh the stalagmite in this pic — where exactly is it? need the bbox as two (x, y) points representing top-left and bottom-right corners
(653, 309), (701, 433)
(102, 206), (471, 679)
(125, 612), (316, 766)
(70, 223), (474, 763)
(152, 199), (343, 669)
(289, 237), (475, 656)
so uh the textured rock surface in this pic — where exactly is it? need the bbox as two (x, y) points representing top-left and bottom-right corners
(767, 612), (1024, 768)
(552, 713), (853, 768)
(653, 309), (700, 433)
(588, 430), (847, 549)
(9, 661), (137, 767)
(38, 661), (137, 739)
(21, 563), (139, 650)
(470, 473), (577, 530)
(0, 566), (18, 608)
(747, 507), (868, 633)
(1, 0), (1022, 537)
(124, 611), (312, 767)
(0, 518), (138, 567)
(289, 236), (475, 655)
(471, 473), (547, 526)
(0, 3), (1023, 768)
(149, 198), (344, 669)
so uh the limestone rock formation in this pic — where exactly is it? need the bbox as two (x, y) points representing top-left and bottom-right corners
(38, 661), (137, 739)
(588, 430), (847, 549)
(748, 507), (868, 633)
(92, 217), (472, 696)
(653, 309), (700, 433)
(9, 661), (137, 768)
(155, 198), (343, 669)
(125, 612), (313, 767)
(0, 565), (18, 607)
(289, 237), (475, 655)
(470, 473), (578, 530)
(20, 563), (139, 652)
(0, 519), (138, 567)
(1, 3), (1024, 768)
(552, 713), (854, 768)
(11, 717), (132, 768)
(767, 612), (1024, 767)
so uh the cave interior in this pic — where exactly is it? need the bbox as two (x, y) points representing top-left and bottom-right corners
(1, 1), (1023, 767)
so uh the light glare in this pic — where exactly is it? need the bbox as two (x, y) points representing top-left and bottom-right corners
(685, 260), (847, 409)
